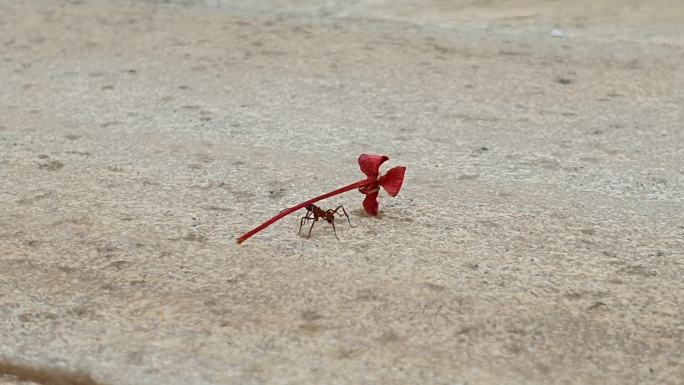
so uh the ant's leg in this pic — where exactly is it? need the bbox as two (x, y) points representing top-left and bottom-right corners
(299, 211), (312, 235)
(299, 216), (308, 235)
(333, 205), (355, 228)
(330, 219), (340, 240)
(307, 219), (317, 238)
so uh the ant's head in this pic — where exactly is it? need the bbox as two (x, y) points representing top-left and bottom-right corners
(305, 204), (314, 211)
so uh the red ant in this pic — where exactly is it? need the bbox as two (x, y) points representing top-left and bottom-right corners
(299, 204), (354, 239)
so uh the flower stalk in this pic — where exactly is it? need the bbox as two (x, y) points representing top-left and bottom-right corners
(236, 179), (370, 244)
(236, 154), (406, 245)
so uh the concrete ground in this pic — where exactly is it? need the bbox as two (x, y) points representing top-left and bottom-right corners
(1, 0), (682, 384)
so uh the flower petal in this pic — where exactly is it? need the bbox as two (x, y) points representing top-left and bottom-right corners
(379, 166), (406, 197)
(362, 191), (380, 216)
(358, 154), (389, 178)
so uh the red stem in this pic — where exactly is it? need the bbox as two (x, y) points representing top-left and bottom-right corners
(237, 178), (371, 244)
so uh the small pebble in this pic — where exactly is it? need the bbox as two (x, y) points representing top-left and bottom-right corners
(550, 29), (566, 38)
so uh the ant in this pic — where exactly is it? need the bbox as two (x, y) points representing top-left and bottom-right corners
(298, 204), (355, 239)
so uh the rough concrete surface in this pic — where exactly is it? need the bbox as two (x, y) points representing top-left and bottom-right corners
(1, 0), (683, 384)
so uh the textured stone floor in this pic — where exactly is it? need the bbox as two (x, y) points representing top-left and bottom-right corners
(1, 1), (683, 384)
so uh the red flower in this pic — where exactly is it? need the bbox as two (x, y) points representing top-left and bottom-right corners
(357, 154), (406, 216)
(237, 154), (406, 244)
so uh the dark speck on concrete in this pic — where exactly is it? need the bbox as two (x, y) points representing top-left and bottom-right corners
(38, 160), (64, 171)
